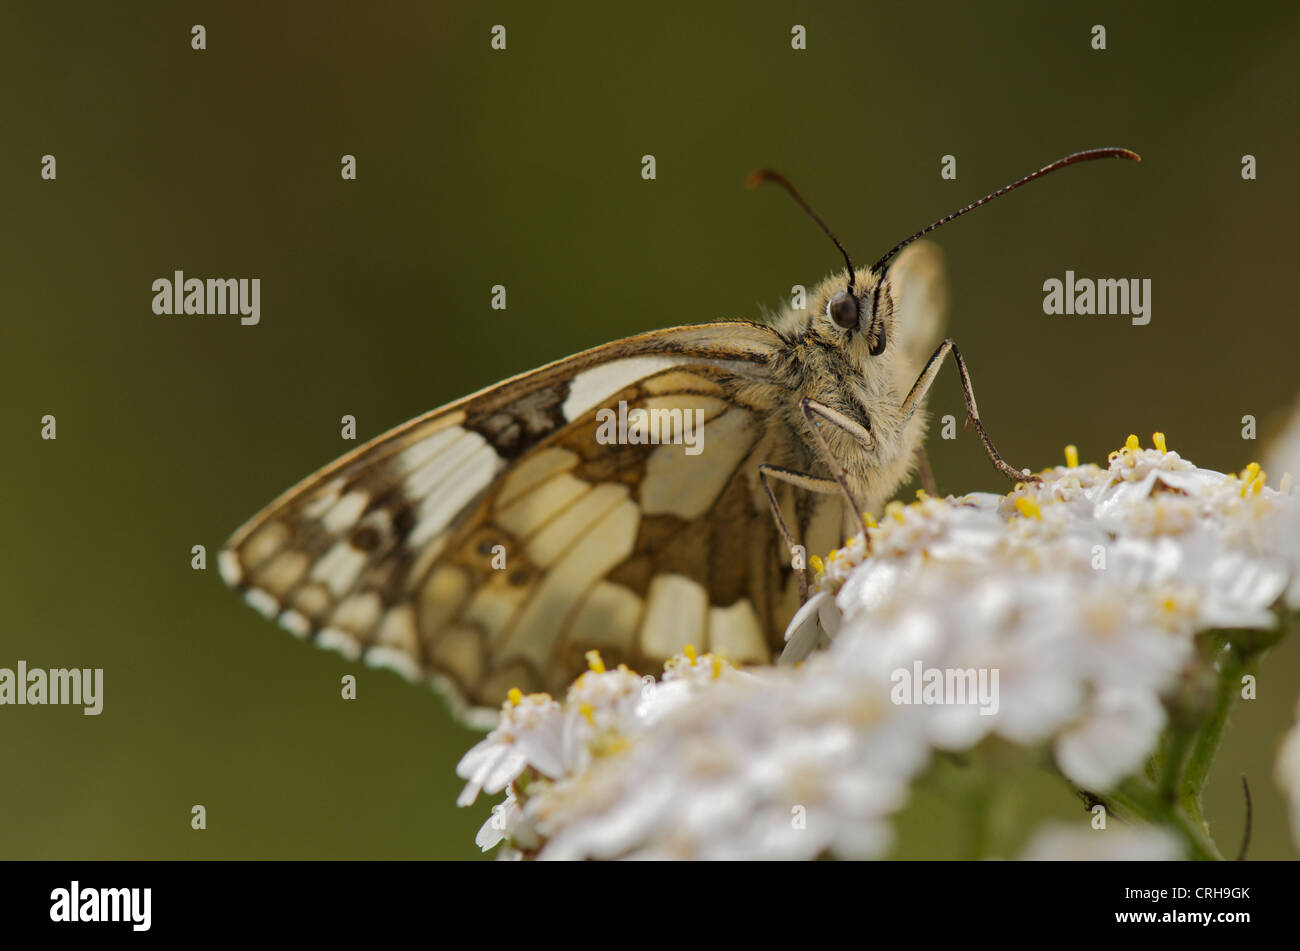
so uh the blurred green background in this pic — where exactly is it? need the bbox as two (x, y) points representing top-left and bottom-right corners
(2, 0), (1297, 859)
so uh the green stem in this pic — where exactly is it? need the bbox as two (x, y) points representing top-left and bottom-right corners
(1175, 795), (1223, 861)
(1158, 724), (1196, 807)
(1181, 643), (1241, 804)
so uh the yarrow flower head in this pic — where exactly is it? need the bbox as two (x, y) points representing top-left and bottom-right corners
(458, 433), (1300, 860)
(456, 647), (753, 856)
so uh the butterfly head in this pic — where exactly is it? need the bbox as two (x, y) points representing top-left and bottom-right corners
(747, 169), (899, 358)
(822, 268), (891, 357)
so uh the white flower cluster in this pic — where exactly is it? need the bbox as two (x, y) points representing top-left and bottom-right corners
(787, 435), (1290, 794)
(458, 435), (1297, 859)
(456, 648), (763, 857)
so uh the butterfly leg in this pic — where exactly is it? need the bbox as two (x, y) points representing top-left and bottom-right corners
(758, 463), (839, 601)
(901, 338), (1035, 483)
(798, 398), (871, 517)
(915, 445), (938, 497)
(760, 398), (877, 601)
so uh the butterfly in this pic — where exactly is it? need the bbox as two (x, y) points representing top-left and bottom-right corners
(220, 148), (1139, 727)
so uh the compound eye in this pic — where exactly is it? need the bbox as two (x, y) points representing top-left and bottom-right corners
(826, 289), (859, 330)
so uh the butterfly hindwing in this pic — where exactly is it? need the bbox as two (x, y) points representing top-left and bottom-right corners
(220, 322), (827, 725)
(424, 364), (795, 707)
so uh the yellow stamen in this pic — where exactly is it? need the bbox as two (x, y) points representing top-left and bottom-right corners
(684, 643), (698, 664)
(1238, 463), (1259, 496)
(1125, 434), (1140, 451)
(1152, 432), (1167, 453)
(507, 687), (523, 707)
(1064, 444), (1079, 468)
(809, 554), (825, 575)
(584, 649), (606, 674)
(578, 702), (595, 725)
(711, 656), (723, 679)
(863, 512), (878, 529)
(1250, 471), (1267, 495)
(886, 500), (905, 523)
(1014, 497), (1042, 520)
(915, 488), (929, 501)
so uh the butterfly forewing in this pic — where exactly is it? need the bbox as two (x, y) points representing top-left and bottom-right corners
(887, 243), (948, 371)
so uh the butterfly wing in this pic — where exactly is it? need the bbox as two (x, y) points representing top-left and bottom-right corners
(220, 322), (824, 726)
(885, 241), (949, 378)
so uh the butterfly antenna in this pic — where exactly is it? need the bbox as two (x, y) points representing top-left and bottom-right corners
(869, 147), (1141, 275)
(749, 169), (857, 295)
